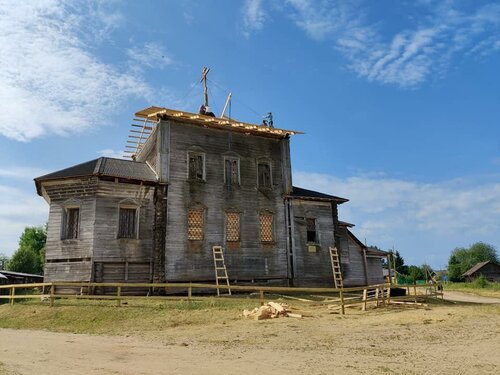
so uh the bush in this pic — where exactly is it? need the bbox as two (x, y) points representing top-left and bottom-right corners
(473, 275), (488, 289)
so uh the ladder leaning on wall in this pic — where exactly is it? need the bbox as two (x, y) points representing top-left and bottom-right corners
(329, 246), (343, 289)
(212, 246), (231, 296)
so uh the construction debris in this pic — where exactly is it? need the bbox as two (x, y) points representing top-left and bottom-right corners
(243, 302), (302, 320)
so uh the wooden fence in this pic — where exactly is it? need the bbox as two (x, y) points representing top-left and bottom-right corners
(0, 282), (443, 315)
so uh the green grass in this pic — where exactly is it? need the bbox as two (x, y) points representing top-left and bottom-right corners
(0, 297), (258, 335)
(444, 281), (500, 297)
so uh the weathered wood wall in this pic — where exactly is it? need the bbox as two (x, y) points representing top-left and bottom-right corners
(159, 120), (290, 282)
(43, 178), (97, 282)
(289, 200), (335, 287)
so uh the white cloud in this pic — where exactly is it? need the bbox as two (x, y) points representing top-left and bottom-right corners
(97, 149), (125, 159)
(294, 171), (500, 253)
(127, 42), (173, 70)
(0, 167), (49, 180)
(0, 0), (153, 141)
(282, 1), (500, 87)
(0, 185), (48, 255)
(242, 0), (268, 38)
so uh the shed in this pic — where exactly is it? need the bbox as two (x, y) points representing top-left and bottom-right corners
(462, 261), (500, 282)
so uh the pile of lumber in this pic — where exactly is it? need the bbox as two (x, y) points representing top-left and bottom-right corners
(243, 301), (302, 320)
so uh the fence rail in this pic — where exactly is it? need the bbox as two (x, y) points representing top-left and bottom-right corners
(0, 281), (443, 314)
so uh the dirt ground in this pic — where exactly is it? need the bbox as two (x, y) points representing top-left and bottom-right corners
(1, 295), (499, 375)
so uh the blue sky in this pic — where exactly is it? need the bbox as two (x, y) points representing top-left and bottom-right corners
(0, 0), (498, 269)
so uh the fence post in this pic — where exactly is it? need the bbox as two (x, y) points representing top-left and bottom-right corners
(50, 284), (55, 307)
(9, 287), (14, 306)
(362, 288), (367, 311)
(340, 289), (345, 315)
(188, 283), (192, 301)
(259, 289), (264, 304)
(413, 285), (417, 303)
(387, 287), (391, 305)
(116, 286), (121, 307)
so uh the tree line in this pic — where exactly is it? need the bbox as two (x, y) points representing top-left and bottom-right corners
(0, 226), (46, 274)
(389, 242), (498, 282)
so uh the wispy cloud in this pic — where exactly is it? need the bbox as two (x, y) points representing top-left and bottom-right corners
(127, 42), (173, 71)
(279, 1), (500, 87)
(97, 149), (125, 159)
(0, 167), (49, 180)
(0, 0), (153, 142)
(242, 0), (268, 38)
(294, 171), (500, 258)
(0, 185), (48, 254)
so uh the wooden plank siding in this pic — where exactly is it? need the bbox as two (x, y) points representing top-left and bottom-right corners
(289, 200), (335, 287)
(160, 120), (290, 282)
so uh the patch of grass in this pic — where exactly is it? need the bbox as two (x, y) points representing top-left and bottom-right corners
(0, 297), (259, 335)
(444, 281), (500, 297)
(0, 362), (20, 375)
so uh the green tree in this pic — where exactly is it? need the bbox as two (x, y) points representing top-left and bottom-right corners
(0, 253), (9, 270)
(447, 242), (498, 281)
(407, 265), (425, 283)
(391, 250), (409, 275)
(7, 247), (40, 274)
(6, 226), (47, 274)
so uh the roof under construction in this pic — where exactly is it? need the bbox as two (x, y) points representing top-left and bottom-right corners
(135, 106), (303, 139)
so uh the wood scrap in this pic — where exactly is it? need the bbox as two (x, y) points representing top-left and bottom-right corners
(242, 301), (302, 320)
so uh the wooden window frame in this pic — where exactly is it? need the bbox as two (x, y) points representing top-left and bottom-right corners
(257, 159), (272, 189)
(224, 156), (240, 186)
(187, 151), (206, 181)
(259, 212), (274, 243)
(187, 208), (205, 241)
(225, 211), (241, 243)
(306, 217), (317, 244)
(61, 205), (80, 240)
(117, 205), (139, 239)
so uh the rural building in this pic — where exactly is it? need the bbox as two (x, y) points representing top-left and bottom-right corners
(35, 102), (387, 290)
(462, 261), (500, 282)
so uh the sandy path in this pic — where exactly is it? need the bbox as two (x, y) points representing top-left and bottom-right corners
(1, 304), (499, 375)
(443, 291), (500, 304)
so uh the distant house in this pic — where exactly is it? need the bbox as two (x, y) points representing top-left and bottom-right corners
(0, 270), (44, 285)
(462, 261), (500, 283)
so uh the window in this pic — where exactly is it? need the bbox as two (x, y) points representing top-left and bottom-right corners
(259, 213), (274, 242)
(257, 162), (271, 188)
(63, 207), (79, 239)
(188, 152), (205, 181)
(306, 218), (317, 243)
(187, 209), (204, 240)
(226, 212), (240, 242)
(224, 157), (240, 185)
(118, 207), (137, 238)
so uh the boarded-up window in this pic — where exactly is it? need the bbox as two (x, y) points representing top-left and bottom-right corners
(306, 218), (317, 243)
(118, 208), (137, 238)
(64, 207), (79, 239)
(188, 152), (204, 180)
(225, 158), (239, 185)
(188, 209), (204, 240)
(258, 162), (271, 188)
(226, 212), (240, 242)
(260, 213), (273, 242)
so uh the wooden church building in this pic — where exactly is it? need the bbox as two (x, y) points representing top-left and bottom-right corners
(35, 88), (387, 289)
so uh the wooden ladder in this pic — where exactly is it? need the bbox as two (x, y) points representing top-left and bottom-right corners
(329, 247), (343, 289)
(212, 246), (231, 296)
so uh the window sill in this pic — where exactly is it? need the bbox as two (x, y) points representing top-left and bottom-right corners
(187, 178), (206, 184)
(61, 239), (79, 244)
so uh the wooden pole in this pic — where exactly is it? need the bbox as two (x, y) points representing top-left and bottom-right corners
(340, 289), (345, 315)
(116, 286), (121, 307)
(50, 284), (55, 307)
(188, 283), (192, 301)
(9, 287), (14, 305)
(259, 289), (264, 304)
(413, 285), (417, 303)
(362, 288), (367, 311)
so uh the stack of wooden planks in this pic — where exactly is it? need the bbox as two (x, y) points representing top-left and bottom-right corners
(243, 302), (302, 320)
